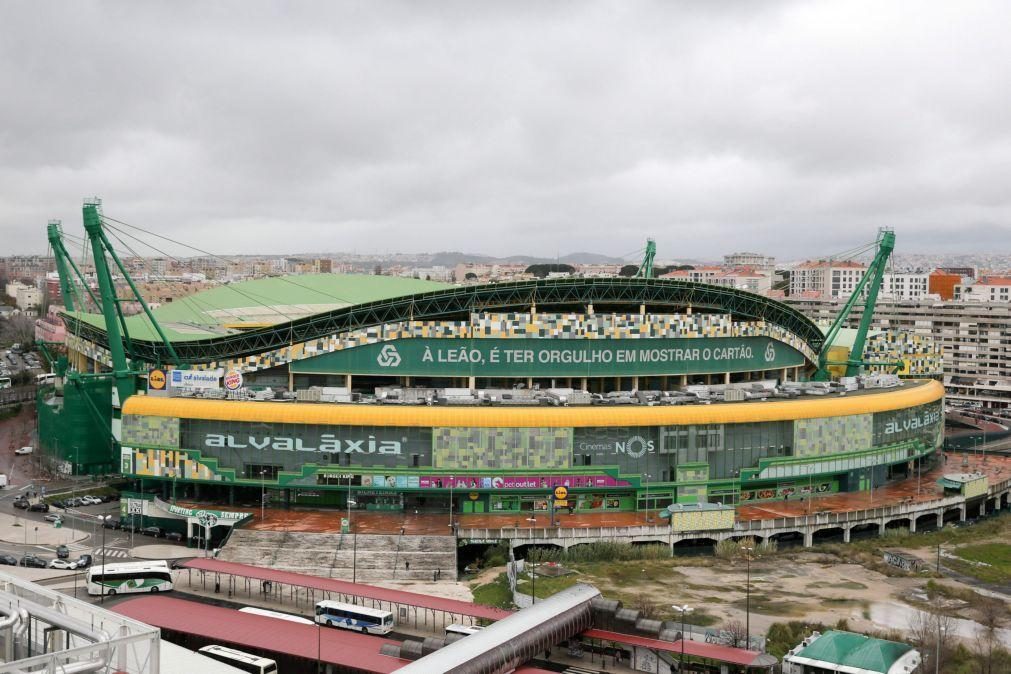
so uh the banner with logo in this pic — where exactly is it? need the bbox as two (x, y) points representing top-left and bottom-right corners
(169, 368), (223, 390)
(291, 336), (805, 377)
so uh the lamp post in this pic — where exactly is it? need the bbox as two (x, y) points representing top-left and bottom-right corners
(260, 469), (266, 522)
(99, 515), (110, 603)
(741, 545), (754, 650)
(673, 604), (693, 670)
(644, 472), (652, 523)
(171, 468), (178, 504)
(448, 475), (455, 534)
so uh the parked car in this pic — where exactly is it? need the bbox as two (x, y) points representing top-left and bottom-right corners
(64, 497), (83, 507)
(102, 518), (120, 530)
(49, 559), (78, 570)
(14, 446), (33, 455)
(80, 496), (102, 506)
(165, 531), (183, 542)
(75, 554), (92, 568)
(28, 502), (49, 512)
(43, 513), (62, 523)
(141, 526), (162, 538)
(49, 499), (66, 509)
(121, 522), (139, 533)
(55, 545), (69, 559)
(18, 555), (47, 568)
(0, 554), (17, 566)
(99, 494), (117, 503)
(12, 499), (28, 510)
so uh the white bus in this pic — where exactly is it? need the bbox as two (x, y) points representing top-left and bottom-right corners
(315, 600), (393, 634)
(35, 373), (57, 385)
(446, 624), (484, 637)
(197, 645), (278, 674)
(239, 606), (313, 625)
(86, 561), (173, 596)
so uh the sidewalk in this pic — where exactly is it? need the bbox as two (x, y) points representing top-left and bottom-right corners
(0, 511), (88, 545)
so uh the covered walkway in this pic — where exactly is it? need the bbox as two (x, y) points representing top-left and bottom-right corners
(180, 558), (510, 628)
(583, 628), (777, 671)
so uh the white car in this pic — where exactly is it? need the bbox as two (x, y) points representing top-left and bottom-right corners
(48, 559), (78, 570)
(43, 514), (62, 523)
(80, 496), (102, 505)
(14, 446), (33, 455)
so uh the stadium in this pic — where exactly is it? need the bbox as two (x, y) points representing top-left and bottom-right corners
(43, 223), (945, 519)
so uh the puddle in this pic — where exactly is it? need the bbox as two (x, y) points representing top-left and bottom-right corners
(866, 602), (1011, 647)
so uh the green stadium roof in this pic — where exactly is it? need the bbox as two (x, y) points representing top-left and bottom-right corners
(793, 630), (914, 673)
(68, 274), (452, 342)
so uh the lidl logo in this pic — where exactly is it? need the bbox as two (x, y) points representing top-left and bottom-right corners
(764, 342), (776, 363)
(377, 344), (402, 367)
(148, 369), (167, 390)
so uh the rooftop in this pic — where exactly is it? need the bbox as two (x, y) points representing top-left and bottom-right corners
(67, 274), (451, 342)
(789, 630), (917, 674)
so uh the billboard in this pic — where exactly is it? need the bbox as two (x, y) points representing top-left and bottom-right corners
(291, 336), (805, 377)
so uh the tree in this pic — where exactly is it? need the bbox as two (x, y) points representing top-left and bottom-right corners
(973, 597), (1005, 674)
(636, 593), (659, 621)
(464, 272), (478, 281)
(524, 264), (575, 279)
(618, 265), (639, 277)
(723, 619), (748, 648)
(1, 315), (35, 347)
(909, 606), (956, 673)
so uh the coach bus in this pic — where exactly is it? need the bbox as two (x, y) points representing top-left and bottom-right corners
(86, 561), (173, 596)
(314, 600), (393, 634)
(198, 645), (278, 674)
(239, 606), (314, 625)
(446, 624), (484, 637)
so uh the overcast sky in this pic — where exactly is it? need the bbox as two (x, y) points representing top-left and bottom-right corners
(1, 2), (1009, 261)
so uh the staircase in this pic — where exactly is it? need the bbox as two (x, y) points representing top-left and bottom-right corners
(219, 530), (458, 582)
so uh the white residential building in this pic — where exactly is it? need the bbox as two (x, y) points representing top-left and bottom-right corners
(788, 260), (867, 299)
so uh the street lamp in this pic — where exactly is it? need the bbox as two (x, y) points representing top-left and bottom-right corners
(99, 515), (111, 603)
(448, 475), (455, 534)
(673, 604), (693, 669)
(644, 472), (652, 523)
(741, 545), (754, 650)
(260, 469), (266, 522)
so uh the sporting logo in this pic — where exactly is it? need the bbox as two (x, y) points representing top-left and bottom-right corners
(377, 344), (402, 367)
(764, 342), (776, 363)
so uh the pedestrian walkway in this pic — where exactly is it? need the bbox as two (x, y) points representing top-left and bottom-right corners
(0, 512), (87, 545)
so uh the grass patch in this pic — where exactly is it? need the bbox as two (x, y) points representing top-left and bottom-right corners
(949, 543), (1011, 585)
(470, 573), (513, 610)
(730, 595), (806, 617)
(516, 572), (579, 599)
(806, 581), (868, 591)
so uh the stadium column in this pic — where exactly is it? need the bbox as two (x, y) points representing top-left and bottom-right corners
(288, 370), (294, 391)
(580, 377), (587, 391)
(345, 374), (352, 389)
(781, 367), (789, 383)
(632, 376), (639, 391)
(724, 372), (731, 385)
(468, 377), (475, 389)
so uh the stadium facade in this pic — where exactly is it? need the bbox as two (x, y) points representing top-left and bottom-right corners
(51, 275), (944, 515)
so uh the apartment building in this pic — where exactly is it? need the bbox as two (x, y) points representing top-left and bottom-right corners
(786, 297), (1011, 411)
(723, 252), (775, 268)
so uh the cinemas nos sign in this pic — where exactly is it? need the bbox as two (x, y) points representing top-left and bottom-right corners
(292, 336), (804, 377)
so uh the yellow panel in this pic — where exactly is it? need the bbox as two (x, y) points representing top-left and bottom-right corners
(122, 380), (944, 428)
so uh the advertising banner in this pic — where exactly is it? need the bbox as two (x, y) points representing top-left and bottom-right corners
(169, 368), (223, 390)
(291, 336), (805, 377)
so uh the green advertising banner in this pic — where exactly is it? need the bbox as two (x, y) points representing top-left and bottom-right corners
(291, 337), (805, 377)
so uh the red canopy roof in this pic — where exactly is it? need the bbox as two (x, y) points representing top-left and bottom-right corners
(582, 628), (766, 667)
(181, 558), (511, 621)
(113, 595), (405, 673)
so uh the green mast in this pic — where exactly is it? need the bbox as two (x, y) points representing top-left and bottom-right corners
(47, 219), (99, 312)
(635, 238), (657, 279)
(82, 199), (136, 406)
(814, 229), (896, 380)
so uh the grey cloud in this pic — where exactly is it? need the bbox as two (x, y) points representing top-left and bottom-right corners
(1, 1), (1010, 260)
